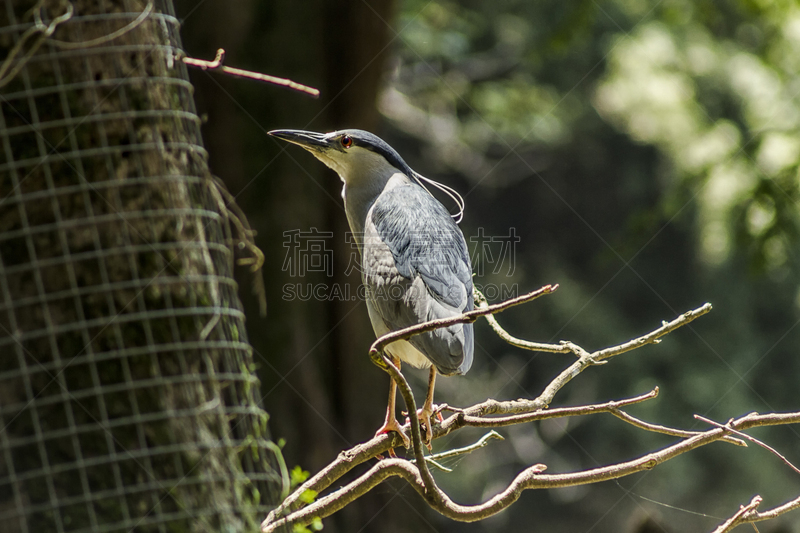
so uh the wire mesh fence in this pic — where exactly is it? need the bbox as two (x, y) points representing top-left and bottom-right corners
(0, 1), (282, 531)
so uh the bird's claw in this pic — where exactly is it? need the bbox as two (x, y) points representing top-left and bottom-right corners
(420, 412), (433, 449)
(375, 447), (398, 460)
(375, 417), (411, 449)
(418, 404), (443, 449)
(401, 404), (443, 448)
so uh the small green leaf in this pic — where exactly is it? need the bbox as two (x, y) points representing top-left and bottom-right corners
(290, 465), (310, 487)
(299, 489), (318, 504)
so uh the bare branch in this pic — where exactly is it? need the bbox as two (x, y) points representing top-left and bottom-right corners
(711, 496), (763, 533)
(263, 390), (667, 525)
(261, 431), (400, 523)
(456, 389), (659, 428)
(263, 411), (800, 532)
(474, 289), (569, 353)
(534, 303), (712, 409)
(475, 289), (712, 361)
(446, 302), (713, 422)
(415, 431), (504, 464)
(264, 290), (800, 531)
(262, 276), (800, 533)
(367, 297), (703, 505)
(744, 493), (800, 523)
(695, 414), (800, 475)
(369, 284), (558, 356)
(610, 408), (746, 446)
(181, 48), (320, 97)
(263, 294), (722, 532)
(376, 353), (438, 498)
(262, 389), (754, 531)
(592, 303), (713, 362)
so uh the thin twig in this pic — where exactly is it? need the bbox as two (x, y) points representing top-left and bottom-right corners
(711, 496), (763, 533)
(694, 414), (800, 475)
(425, 457), (453, 472)
(534, 303), (712, 410)
(456, 389), (659, 428)
(475, 289), (568, 353)
(441, 302), (713, 423)
(181, 48), (320, 98)
(591, 303), (713, 361)
(412, 431), (505, 465)
(370, 284), (558, 355)
(741, 493), (800, 522)
(262, 286), (800, 532)
(610, 407), (746, 446)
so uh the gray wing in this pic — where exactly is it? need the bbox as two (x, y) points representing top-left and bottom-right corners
(363, 182), (474, 375)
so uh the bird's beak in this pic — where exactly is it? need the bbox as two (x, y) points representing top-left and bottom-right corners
(268, 129), (331, 151)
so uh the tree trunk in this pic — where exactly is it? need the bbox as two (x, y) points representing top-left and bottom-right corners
(0, 1), (280, 531)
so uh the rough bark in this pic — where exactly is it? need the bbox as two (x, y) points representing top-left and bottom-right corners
(0, 1), (279, 531)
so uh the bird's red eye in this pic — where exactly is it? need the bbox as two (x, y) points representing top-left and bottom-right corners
(341, 135), (353, 149)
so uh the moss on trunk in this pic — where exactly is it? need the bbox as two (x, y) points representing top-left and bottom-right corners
(0, 1), (279, 531)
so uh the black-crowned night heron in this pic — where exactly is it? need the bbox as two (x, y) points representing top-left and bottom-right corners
(270, 128), (474, 447)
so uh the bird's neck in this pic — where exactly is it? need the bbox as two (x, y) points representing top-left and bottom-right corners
(343, 170), (411, 243)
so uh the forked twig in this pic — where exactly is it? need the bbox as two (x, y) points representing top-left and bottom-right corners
(610, 406), (745, 446)
(181, 48), (320, 97)
(370, 284), (558, 356)
(711, 492), (800, 532)
(413, 431), (504, 466)
(695, 414), (800, 475)
(711, 496), (763, 533)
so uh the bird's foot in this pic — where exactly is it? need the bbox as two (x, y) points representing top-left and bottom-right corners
(374, 417), (410, 450)
(375, 447), (398, 460)
(417, 404), (443, 448)
(401, 405), (444, 448)
(401, 405), (444, 422)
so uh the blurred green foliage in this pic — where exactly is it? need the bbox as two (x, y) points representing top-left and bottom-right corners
(178, 0), (800, 529)
(379, 0), (800, 530)
(391, 0), (800, 273)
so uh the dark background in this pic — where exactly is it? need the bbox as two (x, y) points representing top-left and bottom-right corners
(174, 1), (800, 532)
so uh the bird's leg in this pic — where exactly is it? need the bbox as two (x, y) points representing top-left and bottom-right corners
(417, 366), (441, 446)
(374, 357), (410, 451)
